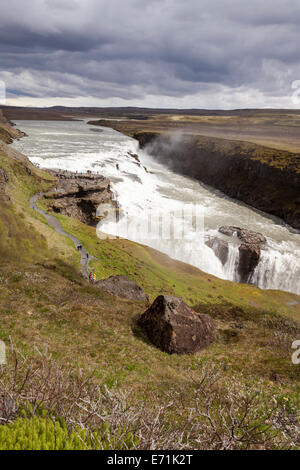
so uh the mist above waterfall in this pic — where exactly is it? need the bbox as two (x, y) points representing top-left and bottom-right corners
(145, 131), (198, 173)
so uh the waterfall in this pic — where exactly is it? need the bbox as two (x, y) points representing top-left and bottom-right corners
(11, 119), (300, 296)
(222, 243), (240, 282)
(251, 247), (300, 294)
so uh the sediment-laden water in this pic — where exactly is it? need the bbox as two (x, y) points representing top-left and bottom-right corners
(12, 120), (300, 294)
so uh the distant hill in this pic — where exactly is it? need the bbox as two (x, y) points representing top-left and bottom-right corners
(3, 104), (300, 121)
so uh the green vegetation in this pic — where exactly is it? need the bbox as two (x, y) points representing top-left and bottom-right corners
(55, 212), (300, 319)
(0, 147), (81, 267)
(0, 414), (138, 450)
(0, 150), (50, 263)
(0, 416), (97, 450)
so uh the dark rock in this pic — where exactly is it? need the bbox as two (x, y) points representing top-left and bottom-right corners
(219, 226), (266, 244)
(138, 295), (216, 354)
(270, 371), (281, 383)
(127, 151), (140, 163)
(239, 228), (266, 244)
(219, 226), (240, 237)
(206, 237), (229, 265)
(97, 275), (149, 302)
(218, 226), (266, 281)
(238, 243), (260, 282)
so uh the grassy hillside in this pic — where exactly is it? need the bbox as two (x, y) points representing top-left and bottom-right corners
(0, 117), (299, 449)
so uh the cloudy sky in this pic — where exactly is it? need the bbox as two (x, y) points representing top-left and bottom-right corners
(1, 0), (300, 109)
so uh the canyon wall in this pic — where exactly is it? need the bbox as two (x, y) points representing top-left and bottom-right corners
(134, 131), (300, 230)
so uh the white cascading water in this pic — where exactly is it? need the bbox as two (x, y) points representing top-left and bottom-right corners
(251, 247), (300, 292)
(12, 119), (300, 295)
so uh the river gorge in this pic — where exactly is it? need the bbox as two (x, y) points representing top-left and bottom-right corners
(12, 119), (300, 295)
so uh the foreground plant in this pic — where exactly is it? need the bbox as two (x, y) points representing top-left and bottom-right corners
(0, 343), (298, 450)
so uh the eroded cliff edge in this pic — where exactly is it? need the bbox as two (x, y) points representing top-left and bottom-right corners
(89, 119), (300, 230)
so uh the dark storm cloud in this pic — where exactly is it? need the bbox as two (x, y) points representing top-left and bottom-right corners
(1, 0), (300, 106)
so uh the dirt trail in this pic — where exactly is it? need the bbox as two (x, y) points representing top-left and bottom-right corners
(30, 193), (93, 278)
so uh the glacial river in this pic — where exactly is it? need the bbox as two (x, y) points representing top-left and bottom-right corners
(12, 119), (300, 294)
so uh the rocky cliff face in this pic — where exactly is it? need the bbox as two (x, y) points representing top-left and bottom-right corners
(207, 226), (267, 283)
(136, 133), (300, 230)
(0, 109), (7, 124)
(44, 170), (117, 226)
(220, 226), (266, 282)
(0, 108), (26, 144)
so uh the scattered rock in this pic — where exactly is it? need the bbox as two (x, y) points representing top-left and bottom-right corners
(270, 371), (281, 383)
(128, 151), (140, 163)
(97, 275), (149, 302)
(138, 295), (216, 354)
(220, 328), (240, 343)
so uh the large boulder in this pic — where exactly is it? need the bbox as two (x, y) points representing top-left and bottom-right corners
(138, 295), (216, 354)
(97, 275), (149, 302)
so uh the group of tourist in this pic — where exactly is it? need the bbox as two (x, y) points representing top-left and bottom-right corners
(89, 272), (97, 282)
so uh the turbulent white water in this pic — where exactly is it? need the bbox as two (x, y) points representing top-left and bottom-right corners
(12, 119), (300, 295)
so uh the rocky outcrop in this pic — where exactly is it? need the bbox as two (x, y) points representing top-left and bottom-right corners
(219, 226), (266, 244)
(238, 243), (260, 282)
(138, 295), (215, 354)
(127, 151), (140, 163)
(205, 237), (229, 266)
(0, 108), (27, 145)
(97, 275), (149, 301)
(44, 170), (117, 226)
(218, 226), (266, 282)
